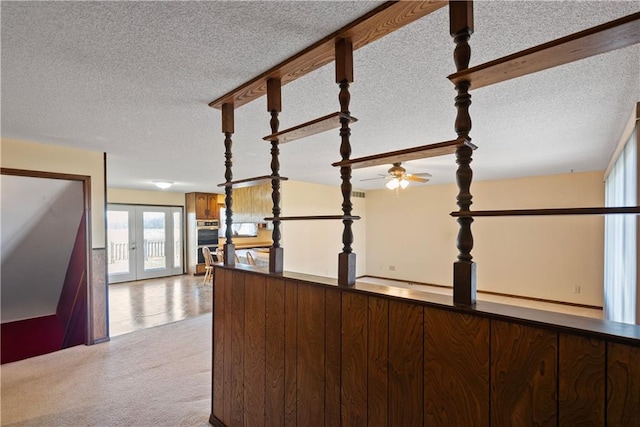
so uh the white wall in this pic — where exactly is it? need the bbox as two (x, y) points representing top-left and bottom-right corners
(1, 138), (106, 247)
(366, 171), (605, 306)
(107, 188), (186, 207)
(1, 176), (84, 322)
(281, 180), (367, 279)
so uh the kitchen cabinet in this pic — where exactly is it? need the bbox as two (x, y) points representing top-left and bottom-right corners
(193, 193), (219, 220)
(233, 183), (271, 223)
(185, 192), (222, 276)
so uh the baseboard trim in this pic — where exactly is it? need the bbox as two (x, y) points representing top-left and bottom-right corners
(92, 336), (111, 345)
(209, 414), (225, 427)
(359, 275), (603, 311)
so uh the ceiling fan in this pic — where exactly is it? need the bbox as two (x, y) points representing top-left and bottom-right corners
(361, 162), (431, 190)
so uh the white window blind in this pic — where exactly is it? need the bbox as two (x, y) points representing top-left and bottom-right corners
(604, 125), (637, 324)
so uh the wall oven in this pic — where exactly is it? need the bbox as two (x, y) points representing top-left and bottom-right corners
(197, 220), (219, 263)
(197, 220), (219, 246)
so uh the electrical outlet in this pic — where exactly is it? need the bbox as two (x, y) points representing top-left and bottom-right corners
(389, 265), (396, 271)
(573, 286), (581, 293)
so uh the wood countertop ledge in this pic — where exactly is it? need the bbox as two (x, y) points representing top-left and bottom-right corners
(219, 241), (272, 249)
(213, 263), (640, 346)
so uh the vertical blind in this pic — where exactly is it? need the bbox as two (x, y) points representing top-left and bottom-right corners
(604, 125), (637, 324)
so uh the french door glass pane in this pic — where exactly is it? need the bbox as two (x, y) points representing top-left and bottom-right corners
(107, 211), (130, 275)
(143, 212), (166, 271)
(173, 211), (182, 268)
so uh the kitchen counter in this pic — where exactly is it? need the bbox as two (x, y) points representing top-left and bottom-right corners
(219, 241), (272, 249)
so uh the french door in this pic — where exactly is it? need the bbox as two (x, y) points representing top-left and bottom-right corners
(107, 205), (183, 283)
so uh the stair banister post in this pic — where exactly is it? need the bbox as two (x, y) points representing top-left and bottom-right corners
(221, 102), (236, 266)
(336, 38), (356, 287)
(267, 78), (284, 273)
(450, 1), (476, 305)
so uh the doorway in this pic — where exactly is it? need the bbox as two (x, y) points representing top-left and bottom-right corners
(1, 168), (90, 363)
(107, 204), (183, 283)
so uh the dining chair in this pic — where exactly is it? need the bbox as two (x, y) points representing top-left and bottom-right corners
(216, 248), (240, 264)
(246, 251), (256, 266)
(202, 246), (215, 286)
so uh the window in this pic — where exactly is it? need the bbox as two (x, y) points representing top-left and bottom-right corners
(604, 120), (638, 324)
(218, 207), (258, 237)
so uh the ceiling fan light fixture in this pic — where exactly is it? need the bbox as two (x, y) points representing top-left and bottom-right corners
(399, 178), (409, 189)
(386, 178), (399, 190)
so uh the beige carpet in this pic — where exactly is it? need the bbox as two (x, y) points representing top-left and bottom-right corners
(1, 314), (212, 426)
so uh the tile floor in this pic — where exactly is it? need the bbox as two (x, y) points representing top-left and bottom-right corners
(108, 274), (212, 337)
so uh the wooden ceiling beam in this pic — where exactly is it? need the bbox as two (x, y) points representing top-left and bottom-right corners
(209, 0), (447, 109)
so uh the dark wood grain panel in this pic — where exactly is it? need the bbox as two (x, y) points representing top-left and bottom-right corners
(607, 342), (640, 426)
(424, 308), (490, 426)
(558, 334), (605, 426)
(212, 268), (227, 420)
(230, 271), (245, 426)
(265, 277), (285, 426)
(212, 268), (640, 427)
(244, 273), (266, 426)
(296, 283), (326, 427)
(222, 270), (233, 425)
(341, 292), (368, 426)
(325, 289), (342, 427)
(216, 264), (640, 345)
(388, 300), (424, 426)
(284, 279), (298, 427)
(491, 321), (557, 426)
(367, 297), (388, 427)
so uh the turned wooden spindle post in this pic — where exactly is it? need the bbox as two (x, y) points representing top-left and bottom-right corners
(221, 103), (236, 266)
(450, 1), (476, 305)
(336, 38), (356, 286)
(267, 78), (284, 273)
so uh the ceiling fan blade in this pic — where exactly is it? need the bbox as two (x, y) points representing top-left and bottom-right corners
(405, 175), (429, 183)
(410, 172), (432, 178)
(360, 174), (392, 182)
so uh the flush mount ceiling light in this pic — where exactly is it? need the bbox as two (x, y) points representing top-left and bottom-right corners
(153, 180), (173, 190)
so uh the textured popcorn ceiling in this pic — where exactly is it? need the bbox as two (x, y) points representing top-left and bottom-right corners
(2, 1), (639, 192)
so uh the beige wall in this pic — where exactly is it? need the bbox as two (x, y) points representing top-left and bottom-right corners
(281, 180), (367, 278)
(1, 138), (106, 247)
(107, 188), (186, 207)
(366, 171), (605, 306)
(1, 138), (109, 341)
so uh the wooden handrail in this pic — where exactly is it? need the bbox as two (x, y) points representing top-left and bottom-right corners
(264, 215), (361, 221)
(450, 206), (640, 217)
(217, 175), (288, 188)
(332, 137), (475, 169)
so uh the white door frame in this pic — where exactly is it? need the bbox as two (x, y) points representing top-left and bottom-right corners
(107, 204), (183, 283)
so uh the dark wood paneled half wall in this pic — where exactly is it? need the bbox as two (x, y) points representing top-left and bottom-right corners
(211, 267), (640, 426)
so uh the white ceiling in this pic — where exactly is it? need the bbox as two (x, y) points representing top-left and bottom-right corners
(2, 1), (639, 193)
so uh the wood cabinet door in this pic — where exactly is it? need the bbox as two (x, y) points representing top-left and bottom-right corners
(195, 193), (208, 219)
(195, 193), (219, 219)
(207, 195), (219, 220)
